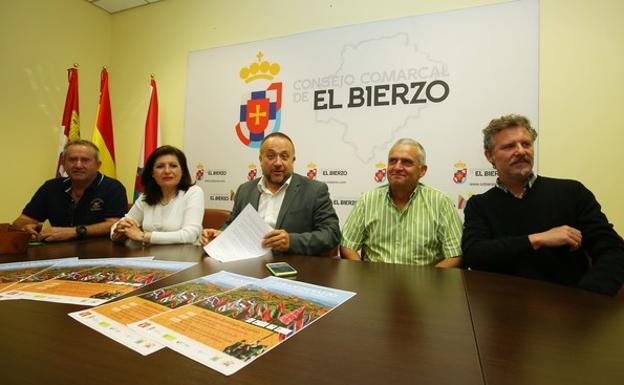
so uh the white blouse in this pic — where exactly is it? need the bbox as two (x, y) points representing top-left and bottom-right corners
(112, 185), (204, 244)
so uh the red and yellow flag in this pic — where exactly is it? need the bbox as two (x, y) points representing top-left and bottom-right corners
(56, 66), (80, 177)
(91, 67), (116, 177)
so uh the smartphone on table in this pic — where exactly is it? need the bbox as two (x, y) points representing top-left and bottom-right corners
(265, 262), (298, 278)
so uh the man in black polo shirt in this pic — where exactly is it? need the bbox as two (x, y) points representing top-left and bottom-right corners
(12, 140), (127, 242)
(462, 114), (624, 296)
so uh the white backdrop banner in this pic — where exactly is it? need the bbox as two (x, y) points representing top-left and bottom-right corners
(184, 0), (538, 223)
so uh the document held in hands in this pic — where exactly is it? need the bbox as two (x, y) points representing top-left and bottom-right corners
(204, 204), (273, 262)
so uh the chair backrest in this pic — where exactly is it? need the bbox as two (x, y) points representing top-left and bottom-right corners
(0, 223), (31, 254)
(202, 208), (231, 230)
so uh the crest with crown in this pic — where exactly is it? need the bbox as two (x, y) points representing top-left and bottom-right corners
(247, 163), (258, 181)
(195, 163), (205, 181)
(306, 162), (317, 180)
(453, 161), (467, 184)
(235, 52), (283, 149)
(374, 162), (387, 183)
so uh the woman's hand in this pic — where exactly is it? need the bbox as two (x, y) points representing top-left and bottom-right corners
(112, 218), (143, 242)
(123, 225), (145, 242)
(114, 217), (141, 231)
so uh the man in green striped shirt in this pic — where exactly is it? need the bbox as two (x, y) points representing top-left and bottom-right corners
(340, 139), (463, 267)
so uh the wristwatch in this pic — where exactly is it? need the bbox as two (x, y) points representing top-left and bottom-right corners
(75, 225), (87, 239)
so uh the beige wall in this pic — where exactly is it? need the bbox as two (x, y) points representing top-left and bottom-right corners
(0, 0), (111, 220)
(539, 0), (624, 232)
(1, 0), (622, 233)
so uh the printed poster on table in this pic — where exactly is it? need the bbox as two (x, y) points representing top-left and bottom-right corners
(129, 276), (355, 375)
(69, 271), (259, 355)
(0, 258), (77, 298)
(2, 258), (195, 306)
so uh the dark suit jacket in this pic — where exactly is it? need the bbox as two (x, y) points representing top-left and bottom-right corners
(223, 173), (340, 256)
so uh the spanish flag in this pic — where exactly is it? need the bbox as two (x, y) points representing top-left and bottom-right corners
(56, 66), (80, 177)
(91, 67), (116, 177)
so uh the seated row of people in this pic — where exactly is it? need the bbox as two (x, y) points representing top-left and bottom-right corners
(12, 115), (624, 296)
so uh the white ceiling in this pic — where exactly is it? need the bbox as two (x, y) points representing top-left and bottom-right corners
(86, 0), (163, 14)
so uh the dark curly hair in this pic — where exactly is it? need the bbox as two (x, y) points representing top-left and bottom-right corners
(141, 145), (193, 205)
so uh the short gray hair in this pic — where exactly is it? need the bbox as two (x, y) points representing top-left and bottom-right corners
(483, 114), (537, 152)
(391, 138), (426, 166)
(63, 139), (100, 162)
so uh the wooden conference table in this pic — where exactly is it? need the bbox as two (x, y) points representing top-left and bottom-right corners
(1, 239), (623, 385)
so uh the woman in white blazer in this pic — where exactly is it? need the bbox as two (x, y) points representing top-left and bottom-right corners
(111, 145), (204, 245)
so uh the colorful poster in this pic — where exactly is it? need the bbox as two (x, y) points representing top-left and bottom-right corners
(68, 271), (259, 355)
(129, 276), (355, 375)
(2, 258), (195, 306)
(0, 258), (77, 297)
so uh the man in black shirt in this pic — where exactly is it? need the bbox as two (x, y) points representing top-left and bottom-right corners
(462, 114), (624, 296)
(12, 140), (127, 242)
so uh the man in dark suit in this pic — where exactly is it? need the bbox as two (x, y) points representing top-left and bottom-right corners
(201, 132), (340, 256)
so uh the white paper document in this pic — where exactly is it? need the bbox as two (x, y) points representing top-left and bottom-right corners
(204, 204), (272, 262)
